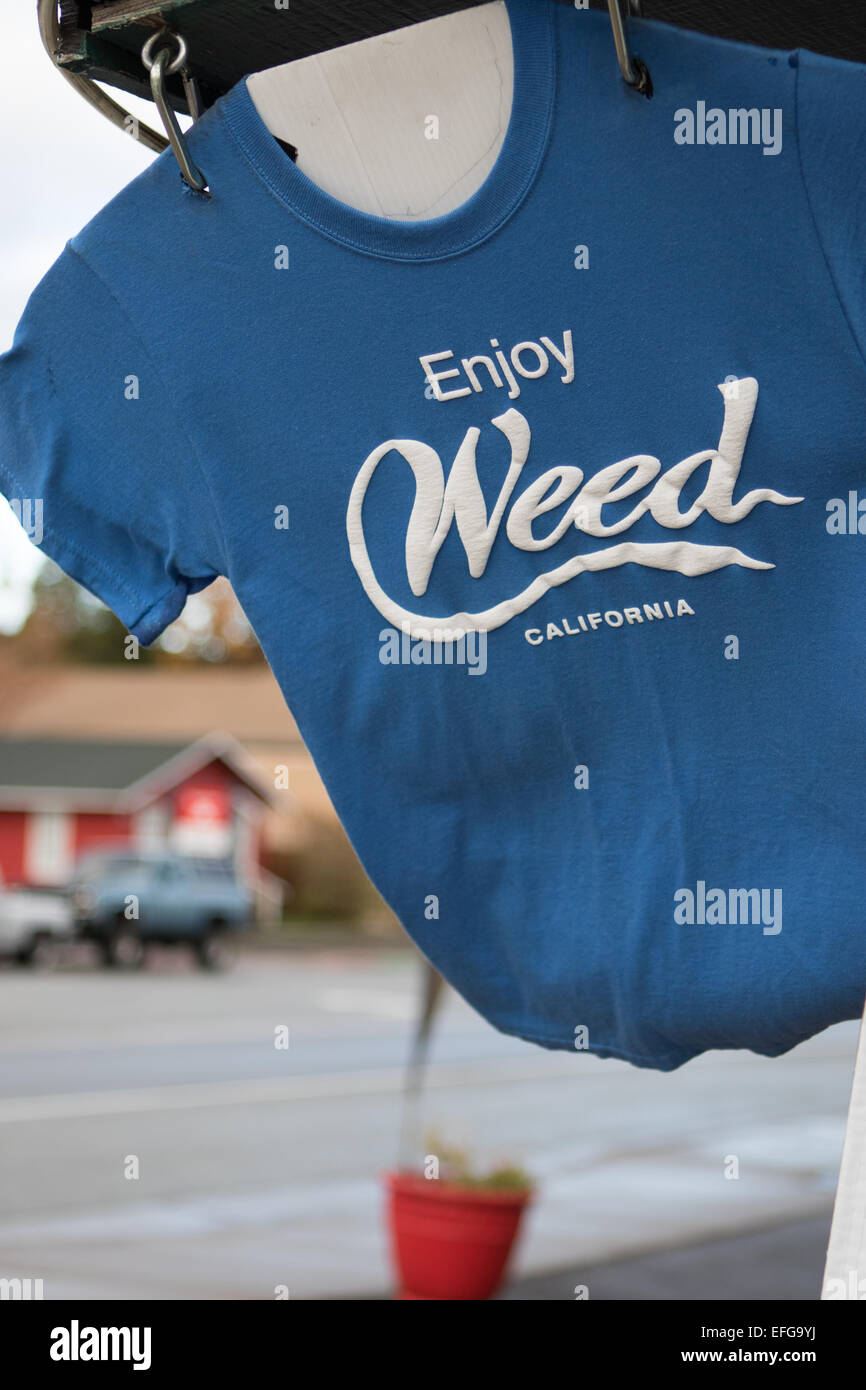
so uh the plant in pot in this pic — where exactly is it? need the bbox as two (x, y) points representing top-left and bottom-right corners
(385, 1135), (534, 1301)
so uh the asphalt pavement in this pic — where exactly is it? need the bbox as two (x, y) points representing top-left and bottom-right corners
(0, 942), (855, 1300)
(501, 1215), (832, 1300)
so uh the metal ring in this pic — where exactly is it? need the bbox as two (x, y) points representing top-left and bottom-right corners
(607, 0), (652, 96)
(141, 31), (189, 78)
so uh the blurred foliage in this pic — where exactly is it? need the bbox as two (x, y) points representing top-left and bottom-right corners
(264, 818), (394, 924)
(6, 562), (264, 664)
(424, 1133), (533, 1192)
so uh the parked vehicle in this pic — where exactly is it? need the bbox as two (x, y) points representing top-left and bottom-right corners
(0, 870), (74, 968)
(69, 850), (253, 969)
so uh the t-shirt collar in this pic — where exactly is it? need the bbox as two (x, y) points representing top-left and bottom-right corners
(218, 0), (557, 261)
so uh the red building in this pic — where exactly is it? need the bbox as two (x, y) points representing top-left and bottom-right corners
(0, 732), (279, 912)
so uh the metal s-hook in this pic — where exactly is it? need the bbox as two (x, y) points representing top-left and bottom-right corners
(607, 0), (653, 97)
(141, 32), (210, 196)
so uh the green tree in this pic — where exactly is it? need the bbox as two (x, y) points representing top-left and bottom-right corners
(11, 562), (263, 665)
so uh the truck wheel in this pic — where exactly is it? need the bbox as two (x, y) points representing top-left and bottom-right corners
(194, 925), (237, 972)
(100, 925), (145, 970)
(16, 933), (62, 970)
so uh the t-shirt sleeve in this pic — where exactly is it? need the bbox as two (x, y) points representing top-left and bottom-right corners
(796, 48), (866, 370)
(0, 241), (224, 645)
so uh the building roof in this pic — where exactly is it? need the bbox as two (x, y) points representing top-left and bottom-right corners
(0, 738), (188, 790)
(0, 666), (302, 745)
(0, 733), (273, 809)
(0, 661), (333, 823)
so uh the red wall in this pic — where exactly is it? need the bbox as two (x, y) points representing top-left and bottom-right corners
(0, 811), (27, 885)
(0, 760), (261, 886)
(73, 813), (132, 863)
(0, 810), (134, 885)
(171, 760), (237, 804)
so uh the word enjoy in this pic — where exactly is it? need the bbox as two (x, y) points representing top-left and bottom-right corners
(420, 329), (575, 401)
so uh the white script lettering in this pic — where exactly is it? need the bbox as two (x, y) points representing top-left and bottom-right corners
(346, 378), (802, 639)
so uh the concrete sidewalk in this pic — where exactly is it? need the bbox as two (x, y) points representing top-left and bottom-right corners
(499, 1213), (832, 1300)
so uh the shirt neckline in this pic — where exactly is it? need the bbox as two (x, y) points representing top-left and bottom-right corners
(218, 0), (556, 262)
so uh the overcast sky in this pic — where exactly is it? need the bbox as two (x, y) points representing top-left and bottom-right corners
(0, 7), (180, 631)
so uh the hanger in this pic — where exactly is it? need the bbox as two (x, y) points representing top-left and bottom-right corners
(40, 1), (651, 199)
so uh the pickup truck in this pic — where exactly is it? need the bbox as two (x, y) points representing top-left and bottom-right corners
(70, 850), (254, 969)
(0, 872), (74, 967)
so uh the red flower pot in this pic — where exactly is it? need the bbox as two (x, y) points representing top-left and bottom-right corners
(385, 1170), (533, 1301)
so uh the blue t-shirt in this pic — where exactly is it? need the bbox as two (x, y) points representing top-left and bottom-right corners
(2, 2), (866, 1069)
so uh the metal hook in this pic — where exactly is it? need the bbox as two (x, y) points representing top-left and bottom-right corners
(141, 32), (210, 196)
(607, 0), (653, 97)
